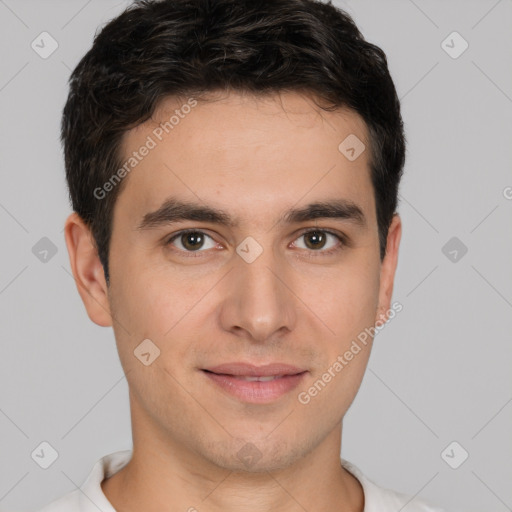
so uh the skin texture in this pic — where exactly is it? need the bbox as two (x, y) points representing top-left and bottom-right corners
(65, 91), (401, 512)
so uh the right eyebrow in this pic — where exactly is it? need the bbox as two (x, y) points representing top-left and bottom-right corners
(137, 198), (236, 231)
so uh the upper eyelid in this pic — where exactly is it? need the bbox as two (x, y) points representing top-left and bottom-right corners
(292, 227), (345, 240)
(167, 229), (217, 247)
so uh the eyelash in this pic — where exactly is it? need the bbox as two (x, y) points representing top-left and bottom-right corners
(164, 228), (348, 258)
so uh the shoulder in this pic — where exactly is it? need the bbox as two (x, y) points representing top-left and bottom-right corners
(33, 450), (132, 512)
(341, 459), (446, 512)
(35, 489), (83, 512)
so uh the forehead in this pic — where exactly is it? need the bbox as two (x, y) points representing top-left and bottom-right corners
(115, 91), (376, 229)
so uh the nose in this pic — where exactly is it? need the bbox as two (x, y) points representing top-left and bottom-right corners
(218, 246), (298, 344)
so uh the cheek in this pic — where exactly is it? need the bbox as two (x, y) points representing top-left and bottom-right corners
(109, 254), (198, 338)
(312, 258), (380, 342)
(108, 264), (220, 383)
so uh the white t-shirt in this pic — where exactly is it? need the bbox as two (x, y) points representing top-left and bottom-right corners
(35, 450), (445, 512)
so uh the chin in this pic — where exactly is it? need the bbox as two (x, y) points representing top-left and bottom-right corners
(199, 435), (309, 474)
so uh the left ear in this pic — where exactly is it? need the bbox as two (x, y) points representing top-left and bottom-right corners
(375, 213), (402, 325)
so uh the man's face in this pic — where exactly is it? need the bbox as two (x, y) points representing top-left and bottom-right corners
(85, 91), (400, 471)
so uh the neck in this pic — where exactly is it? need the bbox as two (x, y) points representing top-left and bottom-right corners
(102, 437), (363, 512)
(101, 398), (364, 512)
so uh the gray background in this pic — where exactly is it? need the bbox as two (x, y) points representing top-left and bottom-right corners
(0, 0), (511, 511)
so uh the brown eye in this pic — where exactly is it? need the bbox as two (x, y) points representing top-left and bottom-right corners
(303, 231), (327, 250)
(180, 232), (204, 251)
(292, 229), (345, 254)
(167, 230), (217, 252)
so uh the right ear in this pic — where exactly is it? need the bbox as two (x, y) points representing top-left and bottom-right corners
(64, 212), (112, 327)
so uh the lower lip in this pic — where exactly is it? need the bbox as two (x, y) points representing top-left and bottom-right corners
(202, 370), (307, 404)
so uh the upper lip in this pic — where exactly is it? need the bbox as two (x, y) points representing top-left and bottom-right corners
(203, 363), (307, 377)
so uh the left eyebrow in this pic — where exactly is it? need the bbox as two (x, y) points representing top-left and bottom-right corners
(280, 199), (367, 228)
(136, 197), (367, 231)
